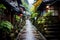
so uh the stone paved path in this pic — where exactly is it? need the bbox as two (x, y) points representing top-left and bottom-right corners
(16, 20), (46, 40)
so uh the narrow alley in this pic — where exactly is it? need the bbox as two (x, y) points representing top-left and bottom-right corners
(0, 0), (60, 40)
(16, 19), (46, 40)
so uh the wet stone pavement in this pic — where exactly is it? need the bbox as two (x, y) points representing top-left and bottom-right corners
(16, 20), (46, 40)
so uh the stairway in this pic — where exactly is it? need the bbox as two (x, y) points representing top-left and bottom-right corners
(43, 16), (60, 40)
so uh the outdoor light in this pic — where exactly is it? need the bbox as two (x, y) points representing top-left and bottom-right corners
(34, 17), (37, 20)
(23, 11), (26, 14)
(44, 28), (47, 31)
(46, 5), (50, 9)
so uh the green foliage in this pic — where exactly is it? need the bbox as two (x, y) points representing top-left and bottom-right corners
(0, 4), (6, 9)
(30, 6), (35, 12)
(37, 17), (46, 24)
(23, 3), (28, 9)
(31, 13), (38, 18)
(21, 0), (29, 10)
(0, 4), (6, 14)
(43, 11), (53, 16)
(0, 21), (13, 32)
(36, 11), (53, 24)
(14, 15), (20, 22)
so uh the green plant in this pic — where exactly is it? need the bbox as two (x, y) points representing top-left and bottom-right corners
(0, 4), (6, 9)
(0, 21), (13, 32)
(14, 15), (21, 22)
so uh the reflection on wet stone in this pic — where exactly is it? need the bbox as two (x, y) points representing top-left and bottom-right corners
(16, 20), (46, 40)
